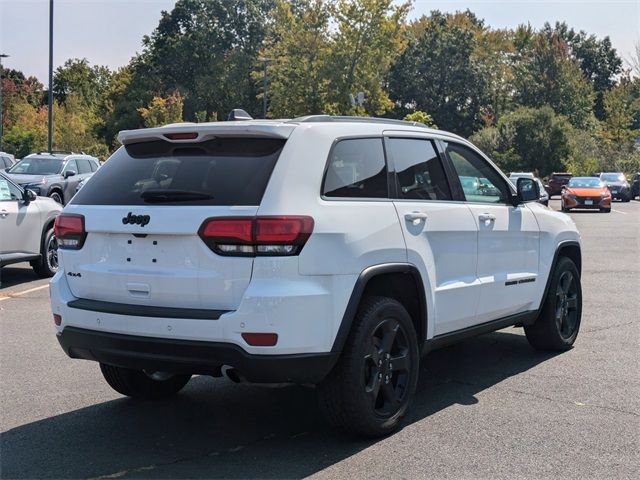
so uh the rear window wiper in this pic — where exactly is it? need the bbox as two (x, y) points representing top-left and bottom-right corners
(140, 189), (214, 203)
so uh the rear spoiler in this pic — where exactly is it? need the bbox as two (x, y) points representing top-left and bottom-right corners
(117, 122), (297, 146)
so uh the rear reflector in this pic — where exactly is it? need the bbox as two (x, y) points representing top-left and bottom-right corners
(241, 332), (278, 346)
(54, 214), (87, 249)
(164, 132), (198, 140)
(53, 314), (62, 326)
(199, 216), (314, 256)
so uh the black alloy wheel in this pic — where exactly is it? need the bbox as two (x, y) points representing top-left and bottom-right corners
(364, 318), (412, 417)
(554, 270), (579, 340)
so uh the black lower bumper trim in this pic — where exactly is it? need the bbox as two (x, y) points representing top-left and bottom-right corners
(67, 298), (229, 320)
(57, 327), (337, 384)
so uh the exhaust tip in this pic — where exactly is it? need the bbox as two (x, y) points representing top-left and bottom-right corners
(222, 366), (246, 384)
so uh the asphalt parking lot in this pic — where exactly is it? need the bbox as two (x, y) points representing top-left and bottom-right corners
(1, 198), (638, 479)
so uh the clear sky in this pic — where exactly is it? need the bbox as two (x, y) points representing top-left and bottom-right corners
(1, 0), (638, 85)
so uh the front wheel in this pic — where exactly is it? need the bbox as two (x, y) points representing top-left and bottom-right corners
(318, 296), (419, 437)
(525, 257), (582, 351)
(48, 191), (63, 204)
(100, 364), (191, 400)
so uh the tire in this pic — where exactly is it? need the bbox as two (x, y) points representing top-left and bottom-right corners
(525, 257), (582, 351)
(561, 205), (570, 212)
(600, 208), (611, 213)
(49, 191), (63, 204)
(100, 364), (191, 400)
(31, 228), (58, 277)
(318, 296), (419, 438)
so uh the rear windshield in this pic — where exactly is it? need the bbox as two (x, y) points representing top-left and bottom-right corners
(71, 137), (286, 206)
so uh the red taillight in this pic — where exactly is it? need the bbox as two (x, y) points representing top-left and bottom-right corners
(54, 214), (87, 249)
(53, 314), (62, 326)
(242, 332), (278, 346)
(198, 216), (314, 256)
(164, 132), (198, 140)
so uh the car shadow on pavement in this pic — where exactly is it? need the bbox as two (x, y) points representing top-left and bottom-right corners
(0, 264), (41, 290)
(1, 330), (559, 479)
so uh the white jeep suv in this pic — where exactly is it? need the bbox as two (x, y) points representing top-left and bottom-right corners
(50, 115), (582, 437)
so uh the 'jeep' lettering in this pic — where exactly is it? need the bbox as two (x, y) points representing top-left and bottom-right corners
(122, 212), (151, 227)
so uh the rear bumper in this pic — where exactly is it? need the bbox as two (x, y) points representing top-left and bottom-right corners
(57, 326), (337, 383)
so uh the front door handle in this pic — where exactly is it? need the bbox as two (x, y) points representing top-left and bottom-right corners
(479, 213), (496, 222)
(404, 211), (428, 225)
(0, 209), (8, 218)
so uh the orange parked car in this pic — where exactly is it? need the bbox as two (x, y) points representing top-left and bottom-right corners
(561, 176), (611, 213)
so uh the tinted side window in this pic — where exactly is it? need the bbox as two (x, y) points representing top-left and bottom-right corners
(444, 142), (509, 204)
(323, 138), (388, 198)
(387, 138), (452, 201)
(63, 159), (78, 174)
(77, 159), (92, 174)
(90, 160), (99, 172)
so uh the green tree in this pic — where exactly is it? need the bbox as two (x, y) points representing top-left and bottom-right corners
(53, 58), (113, 107)
(600, 80), (639, 146)
(514, 33), (596, 129)
(543, 22), (622, 119)
(259, 0), (331, 117)
(138, 92), (184, 127)
(388, 11), (488, 136)
(470, 106), (575, 176)
(326, 0), (410, 116)
(403, 110), (437, 128)
(139, 0), (274, 120)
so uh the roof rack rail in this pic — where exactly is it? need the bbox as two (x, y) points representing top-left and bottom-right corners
(289, 115), (429, 128)
(37, 150), (76, 155)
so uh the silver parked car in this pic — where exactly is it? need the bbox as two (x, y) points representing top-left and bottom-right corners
(0, 171), (62, 277)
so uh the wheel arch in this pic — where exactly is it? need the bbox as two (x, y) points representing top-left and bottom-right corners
(536, 240), (581, 322)
(330, 263), (427, 355)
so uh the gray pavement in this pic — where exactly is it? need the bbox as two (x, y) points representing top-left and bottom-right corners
(1, 199), (638, 479)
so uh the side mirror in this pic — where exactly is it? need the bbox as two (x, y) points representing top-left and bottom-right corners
(22, 188), (37, 204)
(516, 177), (539, 204)
(63, 170), (77, 179)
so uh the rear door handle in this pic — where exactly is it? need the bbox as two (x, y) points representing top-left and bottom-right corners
(479, 213), (496, 222)
(404, 212), (428, 225)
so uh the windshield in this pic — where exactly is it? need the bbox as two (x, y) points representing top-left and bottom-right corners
(568, 177), (604, 188)
(8, 157), (64, 175)
(600, 173), (625, 182)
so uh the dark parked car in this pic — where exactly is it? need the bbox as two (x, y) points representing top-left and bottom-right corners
(0, 152), (16, 171)
(5, 152), (99, 205)
(546, 172), (573, 197)
(631, 172), (640, 199)
(599, 172), (631, 202)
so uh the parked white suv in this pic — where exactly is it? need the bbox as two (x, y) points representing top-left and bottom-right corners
(50, 115), (582, 437)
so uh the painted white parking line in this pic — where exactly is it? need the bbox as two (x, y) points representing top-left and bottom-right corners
(0, 284), (49, 301)
(611, 209), (627, 215)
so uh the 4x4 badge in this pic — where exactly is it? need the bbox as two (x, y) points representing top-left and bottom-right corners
(122, 212), (150, 227)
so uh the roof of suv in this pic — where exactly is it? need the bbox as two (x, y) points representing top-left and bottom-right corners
(24, 152), (98, 160)
(117, 116), (466, 146)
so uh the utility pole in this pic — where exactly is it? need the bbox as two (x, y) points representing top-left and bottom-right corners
(0, 53), (9, 151)
(259, 58), (273, 119)
(47, 0), (54, 152)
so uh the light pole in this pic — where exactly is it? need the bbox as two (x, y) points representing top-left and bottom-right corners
(0, 53), (9, 150)
(47, 0), (54, 152)
(259, 58), (273, 119)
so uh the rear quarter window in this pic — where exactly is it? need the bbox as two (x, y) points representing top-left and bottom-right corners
(322, 138), (388, 198)
(71, 137), (286, 206)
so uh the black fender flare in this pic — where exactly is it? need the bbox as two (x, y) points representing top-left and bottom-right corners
(330, 263), (427, 354)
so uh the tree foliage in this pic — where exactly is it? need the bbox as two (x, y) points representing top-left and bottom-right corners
(388, 11), (488, 136)
(138, 92), (185, 127)
(1, 1), (636, 176)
